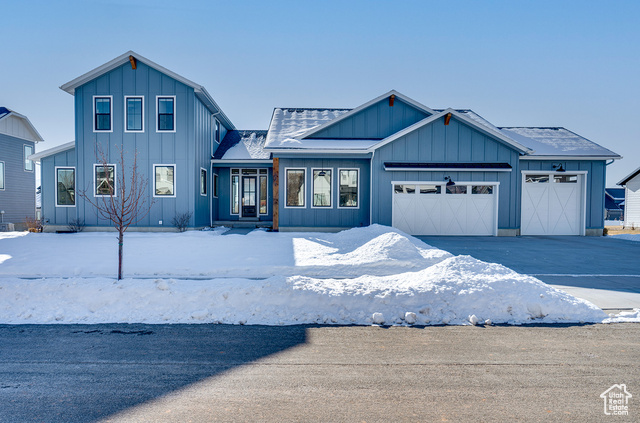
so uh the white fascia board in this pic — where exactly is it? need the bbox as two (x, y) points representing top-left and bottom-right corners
(617, 166), (640, 186)
(211, 159), (273, 165)
(369, 109), (533, 154)
(299, 90), (436, 139)
(28, 141), (75, 163)
(268, 148), (372, 155)
(384, 166), (512, 172)
(0, 110), (45, 142)
(521, 155), (622, 161)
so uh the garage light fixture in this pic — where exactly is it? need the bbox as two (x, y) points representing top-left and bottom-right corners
(553, 163), (566, 172)
(444, 176), (455, 186)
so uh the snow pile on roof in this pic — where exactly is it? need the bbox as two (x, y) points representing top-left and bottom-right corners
(434, 109), (501, 133)
(0, 225), (630, 325)
(264, 108), (351, 149)
(499, 127), (619, 157)
(217, 130), (269, 160)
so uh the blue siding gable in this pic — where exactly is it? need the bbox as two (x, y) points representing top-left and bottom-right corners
(307, 98), (429, 140)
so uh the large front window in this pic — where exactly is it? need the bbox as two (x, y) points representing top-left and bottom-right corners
(125, 96), (143, 132)
(56, 167), (75, 206)
(339, 169), (358, 208)
(24, 145), (34, 171)
(94, 164), (115, 196)
(154, 165), (175, 197)
(94, 96), (112, 131)
(313, 169), (332, 207)
(157, 97), (175, 131)
(286, 169), (305, 207)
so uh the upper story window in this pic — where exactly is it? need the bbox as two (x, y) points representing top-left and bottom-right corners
(93, 96), (112, 132)
(24, 145), (34, 171)
(157, 96), (176, 132)
(125, 96), (144, 132)
(214, 119), (220, 143)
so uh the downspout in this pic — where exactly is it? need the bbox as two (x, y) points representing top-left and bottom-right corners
(369, 149), (375, 226)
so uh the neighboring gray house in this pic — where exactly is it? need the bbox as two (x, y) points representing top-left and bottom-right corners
(618, 167), (640, 228)
(0, 108), (43, 230)
(34, 51), (621, 235)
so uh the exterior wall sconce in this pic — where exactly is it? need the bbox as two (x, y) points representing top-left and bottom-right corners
(553, 163), (566, 172)
(444, 176), (455, 186)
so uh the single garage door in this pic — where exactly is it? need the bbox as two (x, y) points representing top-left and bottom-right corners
(392, 182), (498, 236)
(521, 173), (585, 235)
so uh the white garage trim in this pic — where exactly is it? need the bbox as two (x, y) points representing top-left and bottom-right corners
(391, 181), (499, 236)
(520, 171), (587, 236)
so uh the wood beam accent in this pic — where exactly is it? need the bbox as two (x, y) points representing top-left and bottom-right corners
(272, 157), (279, 231)
(389, 94), (395, 107)
(129, 55), (137, 70)
(444, 112), (452, 125)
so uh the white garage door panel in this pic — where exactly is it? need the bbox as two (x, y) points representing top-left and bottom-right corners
(392, 183), (497, 236)
(521, 174), (584, 236)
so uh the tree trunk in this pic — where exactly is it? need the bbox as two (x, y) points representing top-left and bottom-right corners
(118, 230), (124, 280)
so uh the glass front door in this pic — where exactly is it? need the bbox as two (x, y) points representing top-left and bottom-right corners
(242, 176), (257, 217)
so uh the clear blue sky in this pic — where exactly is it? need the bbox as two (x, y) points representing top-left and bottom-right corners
(2, 0), (639, 186)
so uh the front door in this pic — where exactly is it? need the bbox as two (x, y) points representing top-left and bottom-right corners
(242, 176), (257, 217)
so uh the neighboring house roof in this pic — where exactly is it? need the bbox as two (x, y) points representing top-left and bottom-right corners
(499, 127), (621, 159)
(213, 130), (270, 160)
(59, 51), (235, 130)
(28, 141), (75, 163)
(605, 188), (625, 201)
(618, 166), (640, 186)
(0, 107), (44, 143)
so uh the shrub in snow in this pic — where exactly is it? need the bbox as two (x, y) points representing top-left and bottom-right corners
(172, 211), (193, 232)
(67, 218), (85, 233)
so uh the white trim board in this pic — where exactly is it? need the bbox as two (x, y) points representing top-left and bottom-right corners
(384, 166), (512, 172)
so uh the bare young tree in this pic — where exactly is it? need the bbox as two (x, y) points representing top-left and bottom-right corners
(80, 145), (154, 280)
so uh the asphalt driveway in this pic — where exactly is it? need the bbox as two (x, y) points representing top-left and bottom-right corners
(418, 235), (640, 311)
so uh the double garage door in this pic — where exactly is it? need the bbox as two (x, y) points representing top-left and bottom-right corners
(392, 182), (498, 236)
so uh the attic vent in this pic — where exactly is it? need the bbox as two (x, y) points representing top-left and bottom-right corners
(129, 55), (137, 70)
(389, 94), (395, 107)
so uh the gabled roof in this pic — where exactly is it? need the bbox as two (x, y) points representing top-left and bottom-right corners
(0, 107), (44, 143)
(213, 130), (269, 160)
(59, 51), (235, 130)
(298, 90), (435, 140)
(499, 127), (620, 159)
(264, 108), (351, 149)
(28, 141), (75, 163)
(618, 166), (640, 186)
(605, 188), (625, 200)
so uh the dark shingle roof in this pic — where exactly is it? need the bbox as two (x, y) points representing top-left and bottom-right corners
(0, 107), (11, 119)
(213, 130), (269, 160)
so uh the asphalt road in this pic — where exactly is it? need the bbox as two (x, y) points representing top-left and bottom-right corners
(0, 324), (638, 422)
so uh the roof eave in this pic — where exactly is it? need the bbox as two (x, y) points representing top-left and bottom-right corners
(28, 141), (75, 163)
(618, 166), (640, 186)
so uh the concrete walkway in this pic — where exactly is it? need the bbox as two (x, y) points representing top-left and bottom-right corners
(418, 235), (640, 311)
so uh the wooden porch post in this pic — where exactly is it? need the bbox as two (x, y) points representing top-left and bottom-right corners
(273, 157), (279, 231)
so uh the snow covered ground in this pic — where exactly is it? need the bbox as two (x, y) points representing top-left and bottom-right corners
(609, 234), (640, 242)
(1, 225), (637, 325)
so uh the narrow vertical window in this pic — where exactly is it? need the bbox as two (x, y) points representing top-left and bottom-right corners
(286, 169), (305, 207)
(200, 168), (207, 196)
(213, 173), (218, 198)
(154, 165), (175, 197)
(214, 119), (220, 143)
(157, 97), (175, 131)
(56, 167), (75, 206)
(0, 161), (4, 190)
(312, 169), (332, 207)
(94, 96), (112, 131)
(125, 97), (143, 132)
(94, 164), (116, 196)
(24, 145), (34, 171)
(259, 174), (267, 214)
(339, 169), (358, 208)
(231, 170), (239, 214)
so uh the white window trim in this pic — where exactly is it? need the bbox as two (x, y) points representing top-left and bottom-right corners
(55, 166), (76, 208)
(156, 95), (176, 133)
(93, 163), (117, 197)
(230, 169), (240, 215)
(0, 160), (5, 190)
(23, 144), (34, 172)
(259, 172), (268, 215)
(284, 167), (307, 208)
(93, 95), (113, 133)
(124, 96), (145, 133)
(201, 167), (208, 197)
(153, 164), (177, 198)
(311, 167), (333, 209)
(338, 168), (360, 209)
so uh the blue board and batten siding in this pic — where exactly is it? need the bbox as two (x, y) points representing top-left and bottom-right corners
(371, 116), (521, 230)
(0, 134), (36, 225)
(308, 99), (428, 140)
(40, 148), (76, 226)
(520, 160), (606, 229)
(72, 61), (219, 229)
(277, 158), (370, 229)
